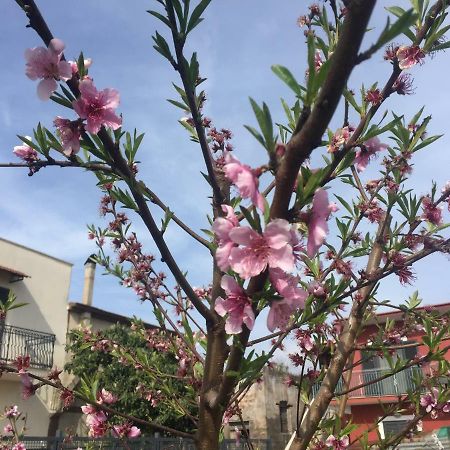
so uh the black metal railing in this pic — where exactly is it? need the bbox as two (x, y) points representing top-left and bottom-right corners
(0, 323), (55, 369)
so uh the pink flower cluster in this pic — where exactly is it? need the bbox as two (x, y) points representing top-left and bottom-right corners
(325, 435), (349, 450)
(328, 126), (353, 153)
(73, 79), (122, 134)
(215, 275), (255, 334)
(420, 388), (450, 419)
(396, 45), (425, 70)
(13, 138), (39, 163)
(307, 188), (338, 257)
(354, 137), (388, 172)
(23, 38), (121, 157)
(81, 390), (139, 438)
(212, 216), (309, 332)
(212, 188), (337, 333)
(25, 38), (72, 100)
(421, 196), (443, 225)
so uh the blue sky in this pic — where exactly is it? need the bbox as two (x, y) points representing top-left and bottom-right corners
(0, 0), (449, 352)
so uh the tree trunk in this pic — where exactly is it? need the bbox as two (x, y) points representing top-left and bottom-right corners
(196, 404), (223, 450)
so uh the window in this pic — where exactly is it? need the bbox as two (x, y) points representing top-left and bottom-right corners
(0, 287), (9, 306)
(362, 344), (419, 396)
(379, 415), (414, 439)
(279, 400), (289, 433)
(229, 420), (250, 440)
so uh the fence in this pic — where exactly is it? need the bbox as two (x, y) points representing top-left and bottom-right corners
(17, 437), (272, 450)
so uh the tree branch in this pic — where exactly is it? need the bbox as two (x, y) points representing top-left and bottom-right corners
(1, 364), (193, 439)
(270, 0), (377, 220)
(17, 0), (216, 323)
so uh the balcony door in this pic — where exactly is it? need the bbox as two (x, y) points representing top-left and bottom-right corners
(362, 344), (418, 396)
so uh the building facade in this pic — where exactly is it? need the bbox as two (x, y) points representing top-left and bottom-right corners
(321, 304), (450, 448)
(224, 365), (300, 450)
(0, 237), (72, 436)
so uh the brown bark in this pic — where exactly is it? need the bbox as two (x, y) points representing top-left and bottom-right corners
(290, 216), (388, 450)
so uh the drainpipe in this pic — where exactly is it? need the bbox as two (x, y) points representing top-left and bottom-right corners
(81, 255), (96, 306)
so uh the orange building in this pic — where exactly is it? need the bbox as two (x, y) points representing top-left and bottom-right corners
(331, 303), (450, 446)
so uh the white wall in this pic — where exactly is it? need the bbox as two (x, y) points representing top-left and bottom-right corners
(0, 237), (72, 370)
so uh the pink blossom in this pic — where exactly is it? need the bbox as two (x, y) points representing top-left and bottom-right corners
(73, 79), (122, 134)
(396, 45), (425, 70)
(20, 373), (35, 399)
(3, 424), (13, 434)
(328, 126), (353, 153)
(214, 275), (255, 334)
(234, 427), (242, 445)
(212, 205), (239, 271)
(421, 196), (443, 225)
(420, 388), (439, 413)
(68, 58), (92, 75)
(229, 219), (295, 279)
(267, 269), (308, 331)
(354, 137), (388, 172)
(267, 269), (307, 331)
(97, 388), (118, 405)
(81, 404), (97, 415)
(13, 138), (39, 162)
(5, 405), (20, 418)
(113, 422), (141, 438)
(12, 443), (27, 450)
(307, 188), (337, 257)
(60, 389), (75, 408)
(25, 38), (72, 100)
(325, 435), (349, 450)
(223, 153), (265, 211)
(53, 117), (81, 156)
(85, 410), (108, 438)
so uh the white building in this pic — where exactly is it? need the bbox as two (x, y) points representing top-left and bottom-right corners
(0, 237), (72, 435)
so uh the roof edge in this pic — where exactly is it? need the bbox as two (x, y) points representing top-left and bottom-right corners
(0, 237), (73, 266)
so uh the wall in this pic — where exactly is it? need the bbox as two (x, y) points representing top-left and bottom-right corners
(0, 378), (54, 436)
(224, 365), (300, 450)
(0, 238), (72, 371)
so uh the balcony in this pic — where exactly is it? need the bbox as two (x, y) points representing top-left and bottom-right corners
(312, 367), (423, 398)
(0, 323), (55, 369)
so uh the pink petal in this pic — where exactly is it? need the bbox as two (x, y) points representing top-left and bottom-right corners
(37, 78), (57, 100)
(48, 38), (65, 55)
(268, 245), (295, 272)
(229, 226), (259, 246)
(312, 188), (330, 220)
(79, 79), (98, 101)
(220, 274), (241, 296)
(100, 109), (122, 130)
(225, 315), (243, 334)
(242, 304), (255, 330)
(214, 297), (227, 317)
(264, 219), (292, 249)
(215, 242), (234, 271)
(58, 61), (73, 80)
(229, 247), (267, 279)
(100, 88), (120, 109)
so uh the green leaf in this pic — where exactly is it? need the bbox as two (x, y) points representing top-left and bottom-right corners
(152, 31), (174, 62)
(271, 65), (303, 96)
(244, 125), (266, 148)
(186, 0), (211, 34)
(376, 10), (417, 49)
(430, 40), (450, 51)
(147, 9), (172, 28)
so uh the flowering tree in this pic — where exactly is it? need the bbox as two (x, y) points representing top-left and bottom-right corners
(2, 0), (450, 449)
